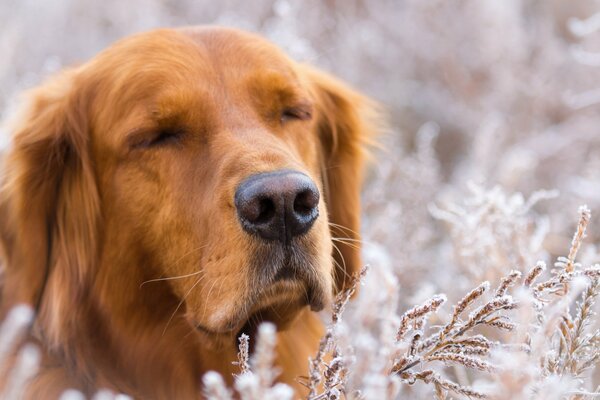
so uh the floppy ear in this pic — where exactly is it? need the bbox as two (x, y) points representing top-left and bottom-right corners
(0, 69), (99, 320)
(303, 65), (380, 292)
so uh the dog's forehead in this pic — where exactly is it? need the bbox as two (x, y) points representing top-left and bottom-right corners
(86, 27), (303, 112)
(86, 27), (309, 151)
(179, 26), (296, 69)
(92, 27), (298, 82)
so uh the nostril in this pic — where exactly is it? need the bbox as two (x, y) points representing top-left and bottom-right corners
(293, 189), (319, 215)
(238, 196), (276, 224)
(255, 198), (276, 223)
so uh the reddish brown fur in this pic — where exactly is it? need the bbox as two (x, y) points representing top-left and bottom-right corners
(0, 27), (378, 399)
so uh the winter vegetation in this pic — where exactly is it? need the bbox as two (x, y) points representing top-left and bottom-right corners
(198, 204), (600, 400)
(2, 0), (600, 399)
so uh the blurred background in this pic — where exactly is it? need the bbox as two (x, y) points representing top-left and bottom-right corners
(1, 0), (600, 312)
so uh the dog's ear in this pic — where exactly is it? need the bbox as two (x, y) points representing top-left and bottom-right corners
(0, 69), (99, 320)
(303, 65), (380, 292)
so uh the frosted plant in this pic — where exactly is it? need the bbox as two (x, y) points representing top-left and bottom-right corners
(305, 266), (371, 400)
(362, 122), (441, 299)
(202, 322), (294, 400)
(0, 344), (40, 400)
(337, 264), (403, 400)
(235, 333), (251, 376)
(307, 204), (599, 399)
(489, 207), (600, 400)
(391, 275), (520, 399)
(430, 182), (557, 284)
(203, 372), (234, 400)
(0, 304), (34, 368)
(0, 305), (38, 399)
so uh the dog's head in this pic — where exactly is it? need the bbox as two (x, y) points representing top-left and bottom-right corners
(0, 27), (378, 341)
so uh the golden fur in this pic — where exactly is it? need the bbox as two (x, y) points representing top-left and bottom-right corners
(0, 27), (378, 399)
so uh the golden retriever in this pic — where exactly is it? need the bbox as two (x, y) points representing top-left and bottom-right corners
(0, 26), (378, 399)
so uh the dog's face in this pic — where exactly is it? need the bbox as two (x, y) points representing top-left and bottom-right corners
(90, 28), (333, 336)
(0, 27), (375, 345)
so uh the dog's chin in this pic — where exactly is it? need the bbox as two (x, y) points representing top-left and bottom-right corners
(191, 278), (329, 347)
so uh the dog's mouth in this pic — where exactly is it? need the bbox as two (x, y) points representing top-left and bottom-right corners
(194, 278), (324, 336)
(235, 284), (313, 340)
(189, 244), (330, 341)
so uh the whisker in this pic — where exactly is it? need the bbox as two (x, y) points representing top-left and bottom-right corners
(240, 295), (250, 331)
(328, 222), (361, 237)
(199, 275), (226, 325)
(331, 237), (361, 250)
(212, 277), (229, 319)
(269, 303), (283, 321)
(331, 236), (364, 244)
(171, 243), (210, 266)
(331, 241), (347, 272)
(140, 243), (209, 288)
(331, 241), (352, 285)
(302, 282), (310, 307)
(140, 269), (204, 288)
(162, 272), (207, 336)
(183, 326), (196, 340)
(331, 257), (345, 285)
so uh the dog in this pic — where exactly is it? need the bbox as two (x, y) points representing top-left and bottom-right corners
(0, 26), (378, 399)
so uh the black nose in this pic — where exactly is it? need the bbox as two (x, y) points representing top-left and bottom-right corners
(234, 170), (320, 244)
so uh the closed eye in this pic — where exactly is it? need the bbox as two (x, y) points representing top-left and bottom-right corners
(131, 128), (185, 149)
(280, 105), (313, 124)
(149, 129), (183, 146)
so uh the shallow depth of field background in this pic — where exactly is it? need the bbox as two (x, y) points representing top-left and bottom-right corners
(1, 0), (600, 397)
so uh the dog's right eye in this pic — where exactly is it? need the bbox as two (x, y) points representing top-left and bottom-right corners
(148, 129), (183, 147)
(280, 104), (313, 124)
(131, 128), (184, 149)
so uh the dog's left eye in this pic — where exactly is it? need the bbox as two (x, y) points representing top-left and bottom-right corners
(280, 106), (312, 123)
